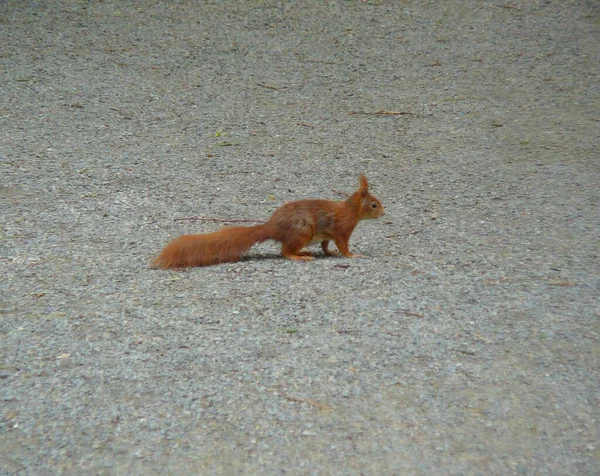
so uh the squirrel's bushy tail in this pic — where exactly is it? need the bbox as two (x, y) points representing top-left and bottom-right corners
(152, 224), (269, 269)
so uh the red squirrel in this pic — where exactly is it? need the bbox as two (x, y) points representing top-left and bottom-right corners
(151, 174), (384, 269)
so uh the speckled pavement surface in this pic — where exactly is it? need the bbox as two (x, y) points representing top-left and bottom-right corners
(1, 1), (598, 473)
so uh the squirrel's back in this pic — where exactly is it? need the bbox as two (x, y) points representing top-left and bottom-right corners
(265, 199), (348, 240)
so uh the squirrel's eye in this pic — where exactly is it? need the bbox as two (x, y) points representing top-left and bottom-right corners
(371, 202), (378, 209)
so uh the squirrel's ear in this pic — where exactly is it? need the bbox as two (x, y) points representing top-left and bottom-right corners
(359, 174), (369, 197)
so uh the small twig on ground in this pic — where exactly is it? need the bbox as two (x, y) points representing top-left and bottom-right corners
(452, 348), (476, 356)
(375, 110), (415, 115)
(175, 216), (265, 223)
(384, 331), (404, 337)
(256, 82), (280, 90)
(398, 310), (424, 318)
(333, 264), (350, 270)
(349, 110), (415, 116)
(281, 393), (332, 411)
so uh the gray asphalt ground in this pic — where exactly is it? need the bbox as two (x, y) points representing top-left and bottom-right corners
(1, 0), (599, 474)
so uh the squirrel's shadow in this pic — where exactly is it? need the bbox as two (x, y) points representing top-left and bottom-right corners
(149, 251), (362, 270)
(240, 251), (348, 264)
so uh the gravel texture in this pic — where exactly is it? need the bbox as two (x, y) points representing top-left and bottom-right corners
(1, 0), (599, 474)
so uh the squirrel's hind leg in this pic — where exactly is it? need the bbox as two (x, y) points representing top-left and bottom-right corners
(281, 233), (314, 261)
(282, 243), (315, 261)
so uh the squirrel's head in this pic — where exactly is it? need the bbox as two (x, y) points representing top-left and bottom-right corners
(354, 174), (385, 220)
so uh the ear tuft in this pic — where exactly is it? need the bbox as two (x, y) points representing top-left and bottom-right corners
(359, 174), (369, 191)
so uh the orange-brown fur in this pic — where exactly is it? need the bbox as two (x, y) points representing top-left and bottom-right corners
(152, 174), (384, 269)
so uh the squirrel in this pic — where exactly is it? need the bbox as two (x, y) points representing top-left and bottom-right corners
(151, 174), (385, 269)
